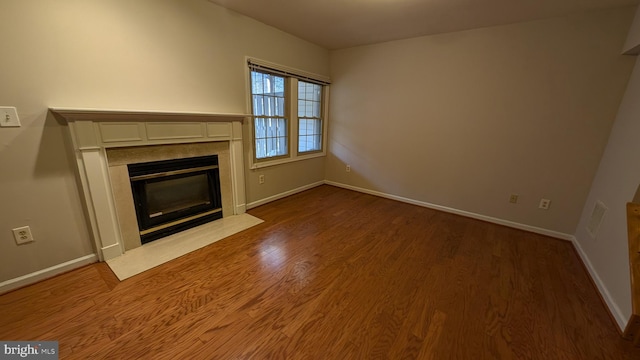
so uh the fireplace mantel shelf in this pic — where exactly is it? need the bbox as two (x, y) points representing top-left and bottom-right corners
(50, 108), (249, 123)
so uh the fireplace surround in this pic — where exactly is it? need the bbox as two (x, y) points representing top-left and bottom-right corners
(52, 108), (248, 261)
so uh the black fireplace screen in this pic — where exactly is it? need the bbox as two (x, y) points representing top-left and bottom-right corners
(128, 155), (222, 244)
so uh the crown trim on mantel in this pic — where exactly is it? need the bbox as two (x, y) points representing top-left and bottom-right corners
(50, 108), (249, 123)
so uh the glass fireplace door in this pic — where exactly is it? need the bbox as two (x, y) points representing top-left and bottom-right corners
(146, 173), (212, 219)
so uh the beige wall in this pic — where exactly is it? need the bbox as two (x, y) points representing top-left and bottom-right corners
(0, 0), (329, 282)
(624, 5), (640, 53)
(245, 156), (326, 205)
(574, 9), (640, 330)
(326, 7), (635, 235)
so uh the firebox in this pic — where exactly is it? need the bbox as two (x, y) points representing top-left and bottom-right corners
(128, 155), (223, 244)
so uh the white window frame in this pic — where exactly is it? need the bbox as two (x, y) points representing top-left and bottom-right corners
(246, 57), (330, 169)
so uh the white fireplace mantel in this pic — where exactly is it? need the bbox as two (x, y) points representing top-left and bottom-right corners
(51, 108), (249, 261)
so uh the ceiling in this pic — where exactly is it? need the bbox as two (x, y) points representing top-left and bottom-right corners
(208, 0), (639, 50)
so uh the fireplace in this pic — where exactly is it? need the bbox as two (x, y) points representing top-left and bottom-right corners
(52, 108), (248, 261)
(128, 155), (223, 244)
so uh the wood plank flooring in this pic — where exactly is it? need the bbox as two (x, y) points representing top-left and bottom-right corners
(1, 185), (638, 359)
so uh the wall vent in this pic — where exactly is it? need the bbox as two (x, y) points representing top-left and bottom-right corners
(586, 200), (608, 239)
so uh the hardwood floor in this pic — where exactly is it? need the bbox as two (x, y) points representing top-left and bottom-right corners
(1, 185), (638, 359)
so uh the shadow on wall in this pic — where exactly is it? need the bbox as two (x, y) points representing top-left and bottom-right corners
(634, 183), (640, 203)
(327, 133), (406, 196)
(37, 110), (95, 252)
(35, 111), (77, 178)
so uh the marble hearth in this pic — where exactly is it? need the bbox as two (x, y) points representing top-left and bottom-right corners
(52, 108), (248, 261)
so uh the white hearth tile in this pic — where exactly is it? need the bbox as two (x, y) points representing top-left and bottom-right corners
(106, 214), (263, 280)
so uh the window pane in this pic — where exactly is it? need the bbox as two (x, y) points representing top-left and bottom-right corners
(277, 118), (286, 137)
(307, 101), (311, 116)
(268, 118), (274, 137)
(274, 76), (285, 94)
(255, 138), (266, 159)
(299, 119), (307, 135)
(266, 137), (277, 157)
(277, 136), (287, 155)
(298, 118), (322, 152)
(264, 76), (272, 94)
(276, 97), (285, 116)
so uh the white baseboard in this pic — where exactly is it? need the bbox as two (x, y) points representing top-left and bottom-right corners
(571, 238), (627, 331)
(324, 180), (574, 241)
(0, 254), (98, 295)
(101, 243), (123, 261)
(235, 204), (247, 215)
(247, 181), (325, 210)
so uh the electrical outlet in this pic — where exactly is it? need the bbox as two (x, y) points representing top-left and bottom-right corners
(259, 174), (265, 184)
(509, 194), (518, 204)
(13, 226), (34, 244)
(346, 165), (351, 172)
(539, 198), (551, 210)
(0, 107), (21, 127)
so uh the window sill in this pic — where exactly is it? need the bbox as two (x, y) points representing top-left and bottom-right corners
(250, 151), (326, 169)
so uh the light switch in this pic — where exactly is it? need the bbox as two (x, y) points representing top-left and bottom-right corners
(0, 107), (21, 127)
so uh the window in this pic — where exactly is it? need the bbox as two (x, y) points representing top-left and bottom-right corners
(298, 81), (323, 153)
(250, 71), (288, 160)
(248, 59), (330, 167)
